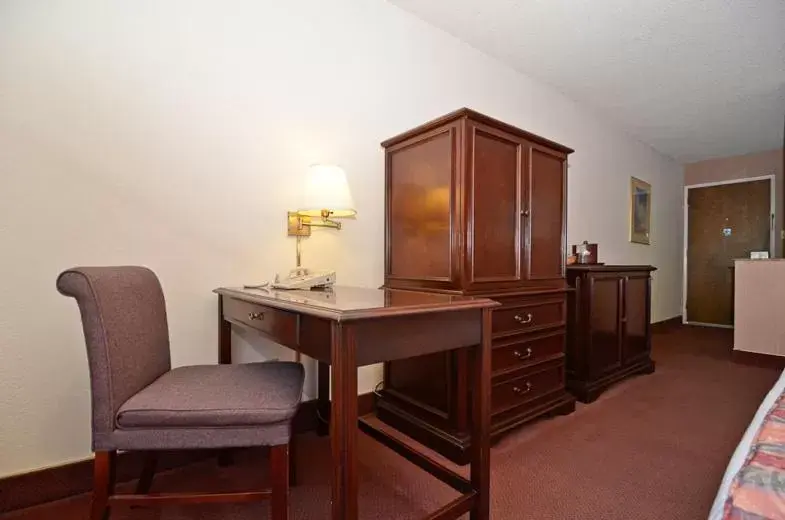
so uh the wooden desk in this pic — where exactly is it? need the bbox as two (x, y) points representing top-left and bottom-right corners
(214, 285), (498, 520)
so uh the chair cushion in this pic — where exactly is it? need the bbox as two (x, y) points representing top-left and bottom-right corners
(116, 362), (304, 429)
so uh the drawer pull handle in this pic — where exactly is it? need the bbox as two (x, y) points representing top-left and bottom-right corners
(512, 382), (533, 395)
(513, 347), (533, 360)
(514, 313), (533, 324)
(248, 311), (265, 321)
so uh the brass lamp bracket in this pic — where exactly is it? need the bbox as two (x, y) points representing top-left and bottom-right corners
(287, 211), (341, 237)
(287, 212), (312, 237)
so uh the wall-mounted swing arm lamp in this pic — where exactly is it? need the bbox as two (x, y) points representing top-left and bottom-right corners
(286, 164), (356, 267)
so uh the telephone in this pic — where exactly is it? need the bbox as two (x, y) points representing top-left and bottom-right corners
(270, 268), (336, 290)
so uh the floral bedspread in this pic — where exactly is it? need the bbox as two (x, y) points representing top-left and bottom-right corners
(724, 393), (785, 519)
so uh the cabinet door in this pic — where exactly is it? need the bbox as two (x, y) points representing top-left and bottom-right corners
(623, 274), (651, 363)
(465, 122), (526, 290)
(386, 124), (460, 290)
(587, 274), (623, 377)
(526, 144), (566, 281)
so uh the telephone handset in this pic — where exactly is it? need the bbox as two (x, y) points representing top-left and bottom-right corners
(270, 268), (336, 290)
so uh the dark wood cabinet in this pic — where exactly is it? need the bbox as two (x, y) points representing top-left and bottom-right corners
(565, 265), (656, 403)
(378, 108), (576, 464)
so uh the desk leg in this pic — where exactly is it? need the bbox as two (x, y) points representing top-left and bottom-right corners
(217, 295), (233, 466)
(218, 295), (232, 365)
(470, 308), (492, 520)
(330, 323), (358, 520)
(317, 361), (330, 436)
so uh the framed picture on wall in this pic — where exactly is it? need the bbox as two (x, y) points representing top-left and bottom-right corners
(630, 177), (651, 244)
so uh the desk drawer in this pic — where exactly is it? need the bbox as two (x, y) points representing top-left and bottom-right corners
(492, 362), (564, 416)
(492, 296), (565, 337)
(492, 331), (565, 375)
(223, 297), (298, 346)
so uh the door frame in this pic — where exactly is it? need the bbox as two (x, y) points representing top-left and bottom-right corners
(682, 174), (776, 327)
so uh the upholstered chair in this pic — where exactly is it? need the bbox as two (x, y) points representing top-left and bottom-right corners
(57, 266), (304, 520)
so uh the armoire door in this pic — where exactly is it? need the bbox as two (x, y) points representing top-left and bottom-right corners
(464, 121), (526, 290)
(588, 275), (623, 377)
(526, 144), (566, 282)
(385, 123), (461, 291)
(622, 275), (650, 363)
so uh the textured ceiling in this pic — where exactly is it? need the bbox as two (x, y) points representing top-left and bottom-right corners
(389, 0), (785, 163)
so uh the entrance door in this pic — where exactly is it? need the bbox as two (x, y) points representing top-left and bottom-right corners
(686, 178), (772, 326)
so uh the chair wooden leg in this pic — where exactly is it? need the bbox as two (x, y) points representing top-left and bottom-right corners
(270, 444), (289, 520)
(135, 452), (157, 494)
(288, 436), (297, 487)
(91, 451), (116, 520)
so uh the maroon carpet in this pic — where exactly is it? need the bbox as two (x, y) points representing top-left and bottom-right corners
(3, 325), (779, 519)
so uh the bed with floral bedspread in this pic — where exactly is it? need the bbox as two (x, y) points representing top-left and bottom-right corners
(710, 369), (785, 520)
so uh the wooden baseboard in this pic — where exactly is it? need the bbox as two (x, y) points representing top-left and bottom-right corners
(0, 392), (377, 514)
(651, 315), (682, 334)
(0, 450), (210, 514)
(731, 350), (785, 370)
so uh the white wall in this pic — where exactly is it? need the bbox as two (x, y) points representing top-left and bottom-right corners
(0, 0), (683, 477)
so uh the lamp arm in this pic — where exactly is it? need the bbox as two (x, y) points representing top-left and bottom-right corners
(307, 218), (342, 230)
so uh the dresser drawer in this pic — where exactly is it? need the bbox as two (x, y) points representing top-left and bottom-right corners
(223, 297), (298, 346)
(492, 296), (565, 337)
(492, 331), (565, 375)
(492, 362), (564, 416)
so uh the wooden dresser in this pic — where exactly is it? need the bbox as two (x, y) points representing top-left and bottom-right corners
(377, 108), (576, 464)
(565, 265), (656, 403)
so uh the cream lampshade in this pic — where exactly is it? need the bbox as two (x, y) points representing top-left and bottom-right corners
(298, 164), (356, 218)
(283, 164), (358, 360)
(286, 163), (357, 262)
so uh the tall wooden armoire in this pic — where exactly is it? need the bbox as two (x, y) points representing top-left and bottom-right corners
(378, 108), (576, 464)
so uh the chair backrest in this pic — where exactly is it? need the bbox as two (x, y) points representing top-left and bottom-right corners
(57, 266), (171, 439)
